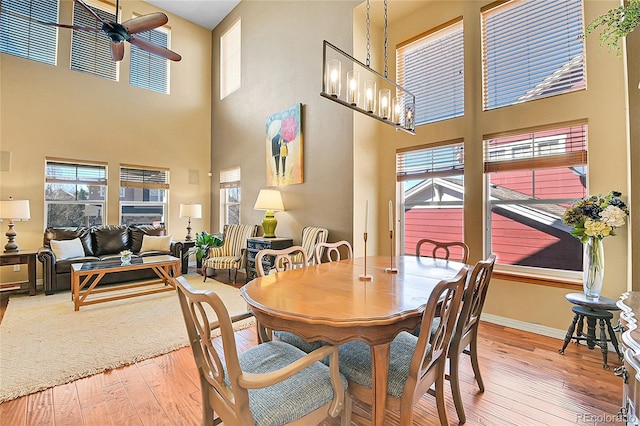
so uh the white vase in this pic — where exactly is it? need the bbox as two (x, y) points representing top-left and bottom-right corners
(583, 237), (604, 299)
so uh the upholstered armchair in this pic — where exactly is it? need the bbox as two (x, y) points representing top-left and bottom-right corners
(293, 226), (328, 267)
(202, 224), (258, 283)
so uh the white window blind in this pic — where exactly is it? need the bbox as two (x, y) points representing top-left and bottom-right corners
(130, 23), (169, 93)
(397, 18), (464, 125)
(120, 166), (169, 189)
(397, 141), (464, 182)
(71, 0), (117, 80)
(481, 0), (585, 110)
(0, 0), (58, 65)
(484, 123), (587, 173)
(220, 19), (241, 99)
(46, 161), (107, 185)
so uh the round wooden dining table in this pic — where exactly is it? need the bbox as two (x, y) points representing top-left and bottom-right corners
(240, 255), (468, 426)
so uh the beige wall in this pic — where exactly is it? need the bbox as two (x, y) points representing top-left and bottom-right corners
(210, 1), (359, 245)
(359, 0), (631, 331)
(0, 1), (212, 284)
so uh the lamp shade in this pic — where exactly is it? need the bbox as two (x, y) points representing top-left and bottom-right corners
(0, 199), (30, 220)
(179, 203), (202, 219)
(254, 190), (285, 212)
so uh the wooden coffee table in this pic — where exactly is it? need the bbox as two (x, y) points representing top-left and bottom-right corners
(71, 255), (181, 311)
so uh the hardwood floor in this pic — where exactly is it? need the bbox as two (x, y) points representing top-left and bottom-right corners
(0, 307), (624, 426)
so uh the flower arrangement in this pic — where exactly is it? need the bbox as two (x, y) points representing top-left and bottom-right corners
(562, 190), (629, 242)
(120, 250), (132, 257)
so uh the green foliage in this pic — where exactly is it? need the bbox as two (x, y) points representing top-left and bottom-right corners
(184, 231), (223, 261)
(585, 0), (640, 56)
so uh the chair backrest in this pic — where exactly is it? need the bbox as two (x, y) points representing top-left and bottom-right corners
(453, 254), (496, 346)
(218, 224), (259, 256)
(314, 240), (353, 264)
(300, 227), (329, 265)
(175, 276), (253, 425)
(256, 245), (308, 276)
(406, 266), (467, 399)
(415, 238), (470, 263)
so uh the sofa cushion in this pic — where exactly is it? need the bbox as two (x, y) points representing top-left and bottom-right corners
(50, 238), (85, 260)
(130, 225), (166, 253)
(55, 257), (100, 274)
(140, 235), (172, 253)
(93, 225), (130, 256)
(44, 227), (93, 256)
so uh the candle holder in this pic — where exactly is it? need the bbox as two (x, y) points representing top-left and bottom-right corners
(359, 232), (373, 281)
(385, 230), (398, 274)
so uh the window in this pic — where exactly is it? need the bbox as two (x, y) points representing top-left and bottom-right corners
(397, 18), (464, 125)
(220, 167), (240, 228)
(71, 0), (118, 80)
(119, 166), (169, 226)
(481, 0), (585, 110)
(220, 19), (241, 99)
(397, 141), (464, 258)
(484, 123), (588, 274)
(1, 0), (58, 65)
(130, 22), (169, 93)
(45, 160), (107, 227)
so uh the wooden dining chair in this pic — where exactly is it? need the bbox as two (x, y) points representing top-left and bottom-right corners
(314, 240), (353, 264)
(415, 238), (470, 263)
(447, 253), (496, 423)
(175, 276), (348, 426)
(337, 267), (468, 426)
(255, 246), (326, 352)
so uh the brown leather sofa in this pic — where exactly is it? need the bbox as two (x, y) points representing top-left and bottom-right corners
(37, 225), (181, 295)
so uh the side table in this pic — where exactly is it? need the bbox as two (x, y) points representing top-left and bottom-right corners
(0, 250), (38, 295)
(558, 292), (623, 369)
(176, 240), (196, 275)
(246, 237), (293, 282)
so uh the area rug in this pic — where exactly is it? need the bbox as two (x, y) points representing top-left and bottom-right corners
(0, 274), (254, 403)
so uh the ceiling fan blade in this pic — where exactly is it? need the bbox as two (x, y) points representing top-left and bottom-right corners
(73, 0), (109, 26)
(111, 42), (124, 61)
(122, 13), (168, 35)
(129, 36), (181, 62)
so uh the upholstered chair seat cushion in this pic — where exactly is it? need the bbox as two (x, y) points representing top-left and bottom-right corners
(273, 331), (326, 353)
(203, 255), (238, 269)
(228, 340), (348, 426)
(337, 331), (423, 398)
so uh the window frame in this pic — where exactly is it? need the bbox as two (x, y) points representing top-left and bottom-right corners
(119, 165), (169, 227)
(219, 167), (241, 228)
(220, 19), (241, 99)
(45, 159), (107, 228)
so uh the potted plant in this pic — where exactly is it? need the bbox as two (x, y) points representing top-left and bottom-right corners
(184, 231), (223, 270)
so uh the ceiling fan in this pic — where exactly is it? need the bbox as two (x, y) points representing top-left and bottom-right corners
(38, 0), (181, 62)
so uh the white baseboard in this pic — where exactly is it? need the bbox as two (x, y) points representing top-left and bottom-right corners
(481, 313), (568, 340)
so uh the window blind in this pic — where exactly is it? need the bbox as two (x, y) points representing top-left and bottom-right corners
(220, 167), (240, 189)
(71, 0), (117, 80)
(483, 123), (587, 173)
(220, 19), (241, 99)
(0, 0), (58, 65)
(130, 24), (169, 93)
(45, 161), (107, 185)
(481, 0), (585, 110)
(397, 18), (464, 125)
(120, 167), (169, 190)
(397, 141), (464, 182)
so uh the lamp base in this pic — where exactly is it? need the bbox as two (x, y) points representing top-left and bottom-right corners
(262, 210), (278, 238)
(4, 222), (18, 252)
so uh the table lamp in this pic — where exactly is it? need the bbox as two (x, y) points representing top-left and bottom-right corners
(254, 189), (284, 238)
(179, 203), (202, 241)
(0, 197), (31, 253)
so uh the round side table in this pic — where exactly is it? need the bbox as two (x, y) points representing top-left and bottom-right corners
(558, 292), (623, 370)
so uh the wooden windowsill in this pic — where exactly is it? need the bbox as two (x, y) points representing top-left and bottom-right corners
(492, 270), (582, 290)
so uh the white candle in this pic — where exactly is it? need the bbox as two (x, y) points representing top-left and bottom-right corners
(330, 69), (338, 95)
(388, 200), (393, 232)
(365, 200), (369, 234)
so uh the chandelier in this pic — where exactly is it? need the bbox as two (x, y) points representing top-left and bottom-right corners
(320, 0), (416, 135)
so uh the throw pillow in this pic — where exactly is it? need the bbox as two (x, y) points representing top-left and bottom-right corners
(140, 235), (172, 253)
(50, 238), (85, 260)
